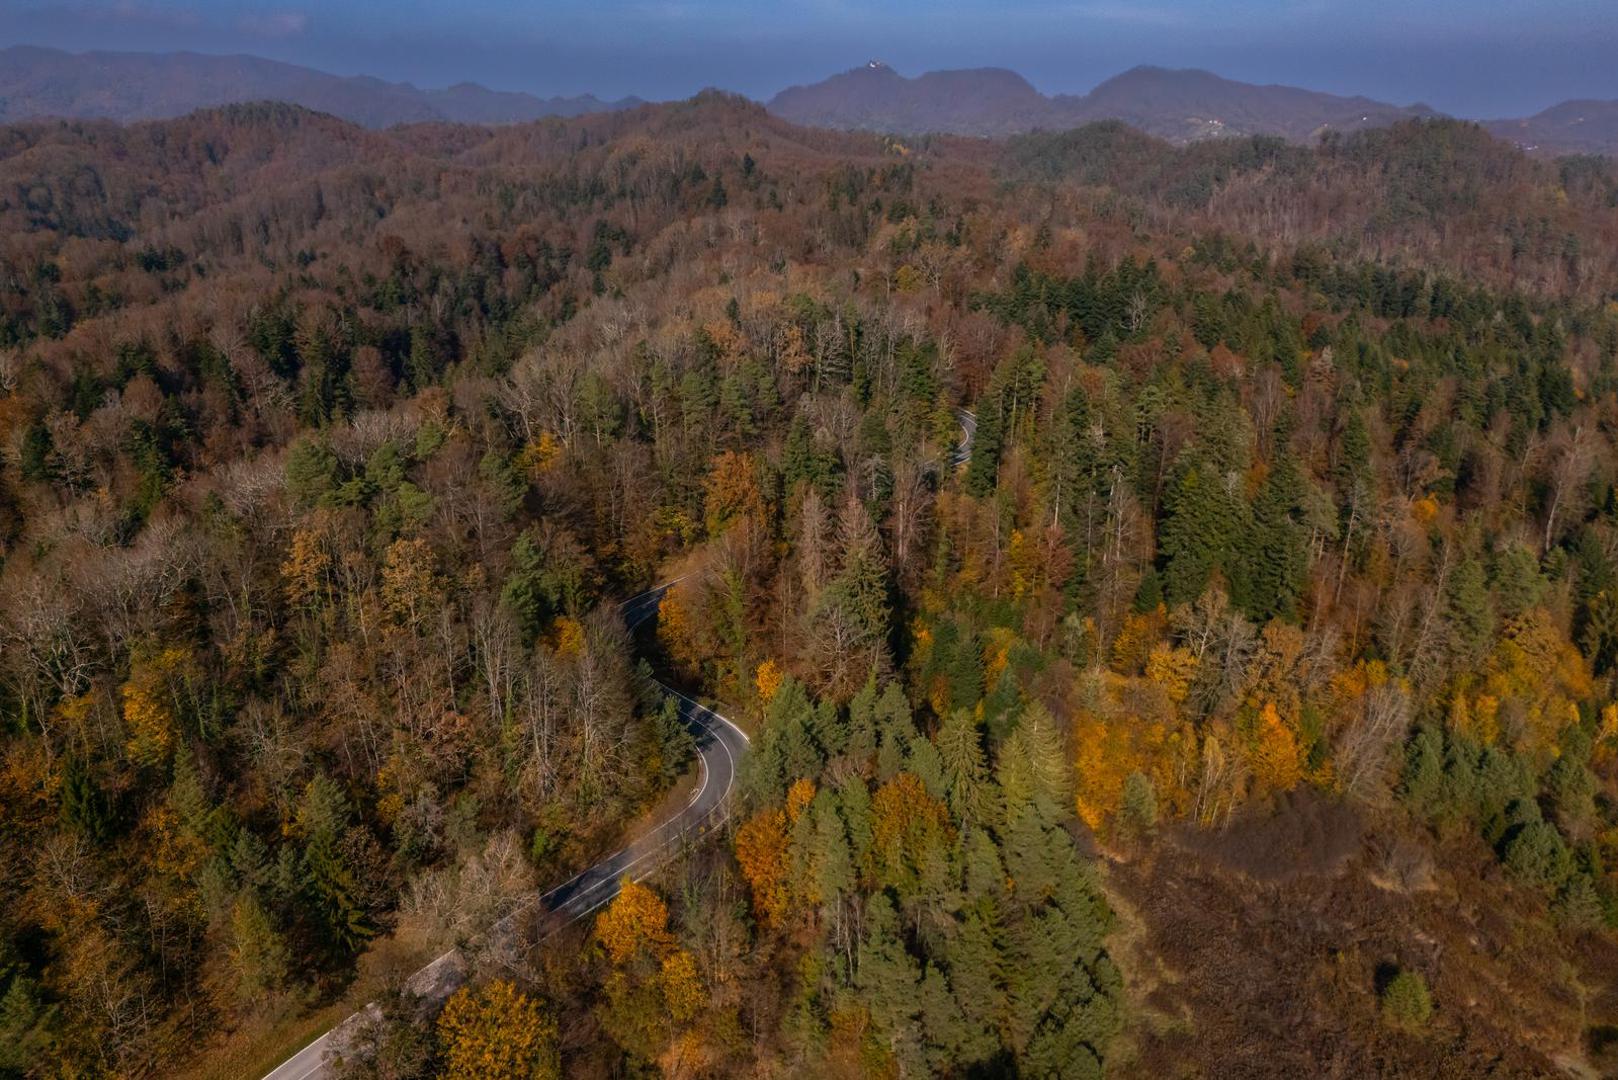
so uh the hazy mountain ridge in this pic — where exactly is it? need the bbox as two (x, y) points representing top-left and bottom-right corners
(0, 45), (642, 128)
(767, 61), (1438, 143)
(766, 62), (1059, 137)
(1485, 99), (1618, 157)
(1, 46), (1615, 155)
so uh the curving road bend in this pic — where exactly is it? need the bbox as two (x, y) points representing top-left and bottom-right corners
(262, 582), (748, 1080)
(952, 407), (976, 468)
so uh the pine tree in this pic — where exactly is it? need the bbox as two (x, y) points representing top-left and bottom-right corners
(916, 964), (964, 1073)
(1117, 772), (1158, 838)
(1399, 725), (1446, 820)
(807, 496), (894, 699)
(943, 623), (985, 713)
(1333, 408), (1371, 499)
(959, 828), (1006, 904)
(1490, 542), (1545, 618)
(906, 736), (948, 801)
(60, 756), (112, 843)
(1048, 384), (1102, 535)
(1001, 802), (1119, 1077)
(1581, 588), (1618, 675)
(837, 774), (875, 872)
(652, 695), (695, 783)
(1379, 970), (1433, 1031)
(809, 791), (855, 913)
(964, 402), (1004, 497)
(846, 675), (881, 762)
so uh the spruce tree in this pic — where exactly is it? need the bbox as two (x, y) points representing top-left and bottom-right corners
(1236, 456), (1309, 622)
(1158, 456), (1245, 607)
(936, 710), (992, 828)
(295, 775), (375, 957)
(1445, 554), (1496, 664)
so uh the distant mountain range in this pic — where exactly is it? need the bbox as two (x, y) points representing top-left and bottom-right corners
(1, 46), (1615, 157)
(770, 63), (1618, 157)
(767, 62), (1437, 143)
(1483, 100), (1618, 158)
(0, 45), (642, 128)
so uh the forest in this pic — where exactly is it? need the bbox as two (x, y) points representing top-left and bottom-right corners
(2, 94), (1618, 1077)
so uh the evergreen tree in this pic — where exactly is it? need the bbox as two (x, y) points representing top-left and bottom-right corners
(942, 904), (1007, 1067)
(1048, 383), (1103, 536)
(1488, 543), (1544, 618)
(1117, 772), (1159, 838)
(1235, 456), (1309, 622)
(1158, 456), (1245, 607)
(998, 705), (1070, 824)
(964, 401), (1004, 497)
(60, 755), (113, 843)
(855, 894), (923, 1061)
(1446, 554), (1496, 663)
(295, 775), (375, 957)
(652, 695), (695, 783)
(936, 710), (993, 828)
(1399, 725), (1446, 820)
(1001, 803), (1119, 1078)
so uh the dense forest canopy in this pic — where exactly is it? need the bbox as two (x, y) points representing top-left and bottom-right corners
(2, 94), (1618, 1077)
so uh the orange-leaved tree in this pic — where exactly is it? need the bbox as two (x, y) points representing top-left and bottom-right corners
(702, 450), (768, 538)
(1249, 701), (1303, 795)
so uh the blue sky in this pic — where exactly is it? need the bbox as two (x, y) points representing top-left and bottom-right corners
(2, 0), (1615, 115)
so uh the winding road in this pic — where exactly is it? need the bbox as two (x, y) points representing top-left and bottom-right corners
(262, 582), (748, 1080)
(952, 407), (977, 468)
(262, 405), (977, 1080)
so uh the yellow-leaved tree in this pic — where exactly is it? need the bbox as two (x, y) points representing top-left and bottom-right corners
(733, 806), (790, 927)
(280, 522), (331, 611)
(594, 878), (672, 965)
(436, 979), (559, 1080)
(658, 948), (704, 1024)
(869, 772), (953, 893)
(755, 658), (784, 704)
(785, 777), (816, 824)
(122, 645), (192, 767)
(657, 583), (707, 680)
(380, 537), (439, 629)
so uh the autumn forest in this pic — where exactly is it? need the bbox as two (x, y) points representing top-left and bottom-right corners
(3, 94), (1618, 1077)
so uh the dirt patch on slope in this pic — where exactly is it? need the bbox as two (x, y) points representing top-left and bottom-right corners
(1104, 794), (1618, 1079)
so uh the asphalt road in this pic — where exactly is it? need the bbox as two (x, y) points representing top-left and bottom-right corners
(952, 407), (977, 468)
(261, 581), (747, 1080)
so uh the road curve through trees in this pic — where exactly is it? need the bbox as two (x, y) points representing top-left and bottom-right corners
(953, 407), (976, 468)
(262, 582), (748, 1080)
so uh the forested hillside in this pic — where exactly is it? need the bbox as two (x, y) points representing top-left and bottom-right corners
(2, 95), (1618, 1077)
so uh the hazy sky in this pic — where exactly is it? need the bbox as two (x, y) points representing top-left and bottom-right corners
(3, 0), (1616, 116)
